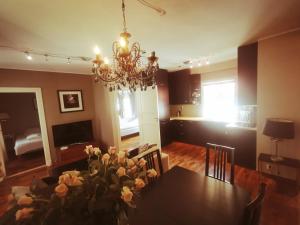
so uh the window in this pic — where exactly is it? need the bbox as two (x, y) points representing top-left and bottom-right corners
(202, 80), (237, 122)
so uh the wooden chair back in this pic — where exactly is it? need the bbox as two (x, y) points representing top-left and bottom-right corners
(138, 148), (163, 183)
(243, 183), (266, 225)
(205, 143), (235, 184)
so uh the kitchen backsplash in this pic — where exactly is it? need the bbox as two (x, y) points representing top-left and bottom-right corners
(170, 104), (202, 117)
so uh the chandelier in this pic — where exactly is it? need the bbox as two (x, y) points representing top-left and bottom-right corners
(92, 0), (159, 92)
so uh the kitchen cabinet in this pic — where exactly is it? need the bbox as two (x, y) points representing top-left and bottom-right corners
(238, 42), (258, 105)
(171, 119), (256, 170)
(168, 69), (201, 105)
(171, 120), (227, 146)
(225, 128), (256, 170)
(160, 120), (172, 147)
(156, 69), (172, 147)
(156, 69), (170, 120)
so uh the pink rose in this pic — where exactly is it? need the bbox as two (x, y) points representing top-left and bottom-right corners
(15, 208), (34, 221)
(55, 183), (68, 198)
(17, 196), (33, 206)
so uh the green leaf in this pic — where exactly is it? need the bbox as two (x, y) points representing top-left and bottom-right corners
(42, 208), (61, 225)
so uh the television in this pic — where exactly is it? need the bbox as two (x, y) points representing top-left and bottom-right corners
(52, 120), (94, 147)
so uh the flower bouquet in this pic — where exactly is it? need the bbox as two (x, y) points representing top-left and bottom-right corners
(0, 145), (157, 225)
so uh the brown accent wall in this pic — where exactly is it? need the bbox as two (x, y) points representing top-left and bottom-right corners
(0, 69), (96, 162)
(0, 93), (40, 136)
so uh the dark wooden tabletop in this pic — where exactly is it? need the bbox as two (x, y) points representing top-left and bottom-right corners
(129, 166), (250, 225)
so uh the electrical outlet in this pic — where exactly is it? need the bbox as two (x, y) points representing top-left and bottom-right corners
(266, 164), (272, 170)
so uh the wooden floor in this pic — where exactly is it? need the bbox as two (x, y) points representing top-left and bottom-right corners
(162, 142), (300, 225)
(0, 141), (299, 225)
(120, 135), (140, 151)
(5, 150), (45, 176)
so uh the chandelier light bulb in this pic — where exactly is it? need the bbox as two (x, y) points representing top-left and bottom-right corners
(206, 59), (210, 65)
(119, 37), (127, 48)
(67, 57), (71, 64)
(94, 46), (101, 55)
(25, 51), (32, 60)
(104, 57), (109, 65)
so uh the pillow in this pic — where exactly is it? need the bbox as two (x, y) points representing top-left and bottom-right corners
(24, 127), (41, 136)
(26, 133), (41, 140)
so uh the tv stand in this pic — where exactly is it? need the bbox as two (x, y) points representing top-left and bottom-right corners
(54, 142), (98, 166)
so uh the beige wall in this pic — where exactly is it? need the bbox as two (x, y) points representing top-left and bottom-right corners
(257, 30), (300, 160)
(0, 69), (96, 162)
(0, 93), (39, 135)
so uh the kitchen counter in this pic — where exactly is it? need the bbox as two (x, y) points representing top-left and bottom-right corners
(170, 117), (257, 131)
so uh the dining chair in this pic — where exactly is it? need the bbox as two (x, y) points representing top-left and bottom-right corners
(243, 183), (266, 225)
(205, 142), (235, 184)
(138, 148), (163, 183)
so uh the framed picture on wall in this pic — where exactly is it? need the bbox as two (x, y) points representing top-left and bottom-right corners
(57, 90), (84, 113)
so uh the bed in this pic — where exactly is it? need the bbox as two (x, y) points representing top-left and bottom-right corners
(14, 128), (43, 156)
(119, 117), (139, 137)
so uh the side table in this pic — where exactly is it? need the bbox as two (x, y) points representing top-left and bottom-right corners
(258, 153), (300, 186)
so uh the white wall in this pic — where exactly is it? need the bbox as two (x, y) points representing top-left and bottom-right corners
(257, 30), (300, 160)
(93, 83), (119, 149)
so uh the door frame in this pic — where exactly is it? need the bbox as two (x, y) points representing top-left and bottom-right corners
(0, 87), (52, 176)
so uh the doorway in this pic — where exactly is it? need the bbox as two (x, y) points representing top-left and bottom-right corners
(0, 88), (51, 177)
(116, 90), (140, 151)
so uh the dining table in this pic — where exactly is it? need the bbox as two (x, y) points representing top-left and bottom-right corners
(129, 166), (250, 225)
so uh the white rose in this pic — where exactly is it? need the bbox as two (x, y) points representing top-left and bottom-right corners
(117, 151), (126, 164)
(55, 183), (68, 198)
(121, 186), (133, 203)
(102, 153), (110, 165)
(15, 208), (34, 221)
(138, 158), (147, 167)
(84, 145), (94, 155)
(147, 169), (157, 178)
(63, 170), (80, 177)
(127, 159), (135, 168)
(135, 178), (145, 189)
(17, 196), (33, 206)
(93, 147), (101, 156)
(116, 167), (126, 177)
(108, 146), (117, 155)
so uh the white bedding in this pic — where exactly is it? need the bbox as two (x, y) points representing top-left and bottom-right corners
(14, 134), (43, 156)
(119, 117), (139, 137)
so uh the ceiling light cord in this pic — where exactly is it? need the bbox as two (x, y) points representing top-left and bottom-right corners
(136, 0), (166, 16)
(122, 0), (127, 33)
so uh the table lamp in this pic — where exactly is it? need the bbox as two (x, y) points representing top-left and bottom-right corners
(263, 118), (294, 162)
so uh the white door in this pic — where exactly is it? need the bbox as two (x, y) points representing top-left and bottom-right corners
(136, 87), (161, 149)
(0, 125), (6, 177)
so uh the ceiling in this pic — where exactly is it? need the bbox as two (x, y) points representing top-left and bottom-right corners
(0, 0), (300, 74)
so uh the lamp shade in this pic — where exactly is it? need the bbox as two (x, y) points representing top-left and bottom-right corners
(263, 118), (295, 139)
